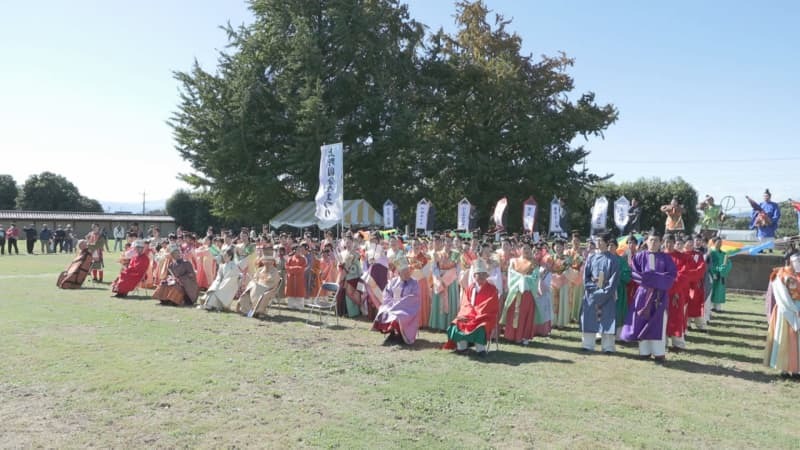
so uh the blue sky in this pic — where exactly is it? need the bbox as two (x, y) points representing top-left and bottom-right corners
(1, 1), (797, 214)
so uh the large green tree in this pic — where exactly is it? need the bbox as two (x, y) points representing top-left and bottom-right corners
(170, 0), (424, 224)
(171, 1), (617, 229)
(0, 175), (18, 209)
(16, 172), (103, 212)
(166, 190), (219, 233)
(413, 1), (617, 230)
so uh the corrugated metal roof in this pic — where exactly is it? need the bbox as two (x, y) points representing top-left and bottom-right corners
(0, 210), (175, 222)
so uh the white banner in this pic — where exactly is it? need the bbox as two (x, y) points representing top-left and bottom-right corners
(549, 197), (563, 234)
(383, 200), (395, 229)
(493, 197), (508, 230)
(415, 199), (429, 231)
(613, 196), (630, 233)
(314, 142), (343, 228)
(457, 198), (471, 231)
(590, 196), (608, 231)
(523, 204), (537, 232)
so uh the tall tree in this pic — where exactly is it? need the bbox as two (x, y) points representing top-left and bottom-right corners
(0, 174), (18, 209)
(16, 172), (103, 212)
(415, 1), (617, 230)
(170, 0), (425, 224)
(166, 190), (219, 232)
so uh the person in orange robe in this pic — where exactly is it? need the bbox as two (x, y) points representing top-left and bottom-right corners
(442, 259), (500, 356)
(409, 240), (432, 328)
(284, 244), (308, 309)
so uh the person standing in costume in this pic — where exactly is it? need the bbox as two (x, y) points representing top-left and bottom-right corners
(85, 223), (105, 282)
(707, 236), (733, 313)
(409, 239), (432, 328)
(608, 238), (631, 337)
(683, 237), (708, 331)
(764, 251), (800, 377)
(746, 189), (781, 247)
(664, 234), (690, 351)
(580, 233), (620, 353)
(501, 242), (540, 345)
(284, 244), (308, 310)
(372, 257), (421, 345)
(660, 198), (685, 234)
(621, 230), (677, 363)
(429, 236), (459, 331)
(442, 259), (500, 356)
(697, 195), (725, 234)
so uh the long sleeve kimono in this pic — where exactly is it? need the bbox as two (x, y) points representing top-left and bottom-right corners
(620, 251), (677, 341)
(666, 250), (689, 338)
(708, 249), (732, 305)
(203, 261), (241, 310)
(684, 251), (708, 319)
(501, 260), (539, 343)
(615, 254), (632, 327)
(444, 281), (500, 348)
(372, 277), (421, 344)
(581, 251), (620, 335)
(284, 254), (307, 300)
(764, 267), (800, 374)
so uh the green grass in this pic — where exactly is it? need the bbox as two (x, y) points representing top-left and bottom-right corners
(1, 252), (798, 448)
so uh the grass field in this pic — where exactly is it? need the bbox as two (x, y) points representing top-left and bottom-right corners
(0, 252), (798, 449)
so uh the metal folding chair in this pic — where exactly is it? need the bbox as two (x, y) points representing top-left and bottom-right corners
(305, 282), (339, 328)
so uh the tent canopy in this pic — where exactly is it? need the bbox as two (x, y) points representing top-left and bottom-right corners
(270, 199), (382, 229)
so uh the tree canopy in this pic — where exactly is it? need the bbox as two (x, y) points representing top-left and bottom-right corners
(170, 0), (618, 230)
(0, 175), (18, 210)
(15, 172), (103, 212)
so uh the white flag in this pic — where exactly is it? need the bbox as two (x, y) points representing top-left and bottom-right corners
(523, 203), (537, 232)
(613, 196), (631, 233)
(383, 200), (394, 229)
(415, 199), (429, 231)
(549, 197), (563, 234)
(590, 196), (608, 231)
(314, 143), (343, 228)
(493, 197), (508, 230)
(457, 198), (471, 231)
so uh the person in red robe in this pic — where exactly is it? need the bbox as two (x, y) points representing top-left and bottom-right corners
(284, 244), (308, 309)
(442, 259), (500, 356)
(682, 237), (708, 332)
(111, 240), (150, 298)
(664, 234), (689, 350)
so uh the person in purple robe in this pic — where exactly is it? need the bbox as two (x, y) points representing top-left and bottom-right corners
(620, 229), (677, 363)
(372, 257), (421, 345)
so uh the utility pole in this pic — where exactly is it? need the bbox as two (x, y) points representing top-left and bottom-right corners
(141, 191), (146, 215)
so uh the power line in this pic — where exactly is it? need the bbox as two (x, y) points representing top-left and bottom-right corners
(591, 157), (800, 164)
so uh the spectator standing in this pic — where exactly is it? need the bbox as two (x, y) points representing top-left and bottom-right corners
(64, 226), (74, 253)
(23, 224), (37, 254)
(54, 225), (65, 253)
(40, 225), (53, 254)
(113, 224), (125, 251)
(7, 223), (20, 254)
(0, 224), (5, 255)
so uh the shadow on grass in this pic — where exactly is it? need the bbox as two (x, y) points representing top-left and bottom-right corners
(687, 334), (764, 350)
(659, 359), (776, 384)
(685, 347), (764, 364)
(707, 328), (765, 341)
(711, 314), (766, 325)
(709, 321), (767, 332)
(717, 310), (765, 319)
(468, 350), (574, 366)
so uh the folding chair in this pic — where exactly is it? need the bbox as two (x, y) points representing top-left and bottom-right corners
(305, 282), (339, 328)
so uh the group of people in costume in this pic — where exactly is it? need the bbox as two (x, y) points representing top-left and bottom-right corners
(50, 188), (799, 373)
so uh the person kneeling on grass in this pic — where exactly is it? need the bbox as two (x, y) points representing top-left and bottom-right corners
(111, 240), (150, 298)
(442, 259), (500, 356)
(372, 257), (421, 345)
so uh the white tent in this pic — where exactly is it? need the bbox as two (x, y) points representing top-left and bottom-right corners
(270, 199), (383, 229)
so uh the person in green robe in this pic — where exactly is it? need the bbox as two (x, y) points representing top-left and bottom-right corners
(707, 236), (732, 312)
(609, 239), (631, 334)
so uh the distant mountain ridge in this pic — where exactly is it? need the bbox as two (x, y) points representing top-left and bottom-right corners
(101, 199), (167, 214)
